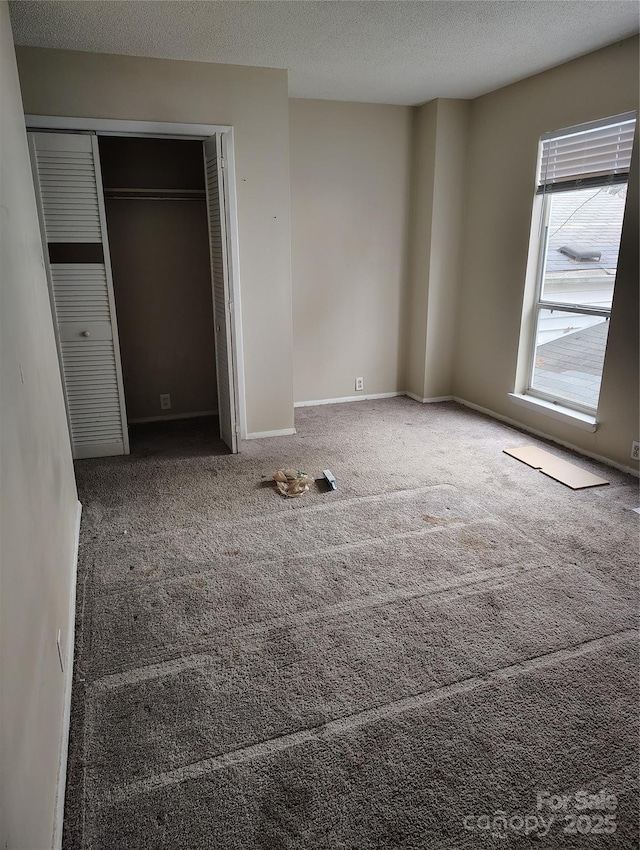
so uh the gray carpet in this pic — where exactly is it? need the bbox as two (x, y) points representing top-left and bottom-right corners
(64, 400), (639, 849)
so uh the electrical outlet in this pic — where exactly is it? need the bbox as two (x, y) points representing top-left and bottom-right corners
(56, 629), (64, 673)
(160, 393), (171, 410)
(355, 377), (364, 392)
(632, 441), (639, 461)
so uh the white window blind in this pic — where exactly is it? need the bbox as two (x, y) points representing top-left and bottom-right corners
(538, 112), (636, 192)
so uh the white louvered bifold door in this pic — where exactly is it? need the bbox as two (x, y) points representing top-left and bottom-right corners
(29, 132), (129, 459)
(204, 134), (238, 453)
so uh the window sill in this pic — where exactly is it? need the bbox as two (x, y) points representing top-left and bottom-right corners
(508, 393), (597, 432)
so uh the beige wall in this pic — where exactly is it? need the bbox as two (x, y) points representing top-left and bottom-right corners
(0, 3), (80, 847)
(406, 99), (470, 401)
(106, 198), (217, 421)
(15, 46), (294, 435)
(454, 37), (639, 470)
(289, 99), (412, 402)
(424, 100), (470, 398)
(598, 132), (639, 465)
(405, 100), (437, 399)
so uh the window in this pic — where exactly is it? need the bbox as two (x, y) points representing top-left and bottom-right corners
(524, 112), (636, 415)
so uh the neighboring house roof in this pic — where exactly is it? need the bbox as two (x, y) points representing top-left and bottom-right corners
(534, 320), (607, 408)
(545, 186), (626, 274)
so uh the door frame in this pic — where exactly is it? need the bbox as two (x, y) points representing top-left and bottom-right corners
(25, 115), (248, 442)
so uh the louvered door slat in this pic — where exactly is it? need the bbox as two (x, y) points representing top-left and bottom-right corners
(204, 134), (237, 453)
(29, 132), (129, 458)
(59, 336), (123, 453)
(31, 133), (102, 243)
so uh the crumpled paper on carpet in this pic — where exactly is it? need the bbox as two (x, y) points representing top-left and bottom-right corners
(273, 469), (313, 498)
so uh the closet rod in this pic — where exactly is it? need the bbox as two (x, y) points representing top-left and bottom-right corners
(104, 195), (205, 201)
(103, 187), (205, 201)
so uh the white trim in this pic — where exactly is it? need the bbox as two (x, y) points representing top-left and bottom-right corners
(25, 115), (231, 139)
(221, 129), (248, 440)
(294, 392), (404, 408)
(508, 392), (597, 432)
(128, 410), (217, 424)
(92, 134), (130, 455)
(294, 392), (452, 407)
(244, 428), (297, 439)
(405, 393), (454, 404)
(453, 396), (638, 478)
(203, 133), (238, 453)
(539, 110), (638, 142)
(24, 115), (247, 448)
(52, 500), (82, 850)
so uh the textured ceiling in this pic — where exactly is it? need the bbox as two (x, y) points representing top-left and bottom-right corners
(9, 1), (640, 105)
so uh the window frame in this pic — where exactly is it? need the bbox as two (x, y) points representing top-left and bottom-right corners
(525, 186), (618, 416)
(522, 113), (636, 417)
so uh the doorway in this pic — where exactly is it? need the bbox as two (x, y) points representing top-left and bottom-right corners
(98, 136), (218, 453)
(27, 119), (244, 457)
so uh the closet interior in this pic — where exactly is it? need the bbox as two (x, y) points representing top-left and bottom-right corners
(99, 136), (219, 451)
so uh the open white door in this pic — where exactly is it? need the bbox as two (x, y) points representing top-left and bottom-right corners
(28, 131), (129, 458)
(204, 134), (238, 453)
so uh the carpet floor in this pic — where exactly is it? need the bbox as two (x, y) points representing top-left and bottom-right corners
(64, 399), (639, 849)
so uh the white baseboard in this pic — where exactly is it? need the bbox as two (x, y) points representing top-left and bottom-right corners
(294, 391), (404, 408)
(405, 392), (454, 403)
(244, 428), (297, 440)
(267, 392), (636, 477)
(128, 410), (217, 424)
(453, 396), (639, 478)
(53, 499), (82, 850)
(294, 391), (451, 407)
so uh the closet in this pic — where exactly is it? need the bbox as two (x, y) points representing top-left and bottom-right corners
(99, 137), (217, 432)
(28, 128), (239, 458)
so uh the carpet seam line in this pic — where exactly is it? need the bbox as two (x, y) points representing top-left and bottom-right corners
(87, 559), (567, 690)
(94, 628), (638, 805)
(93, 516), (505, 594)
(84, 483), (468, 546)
